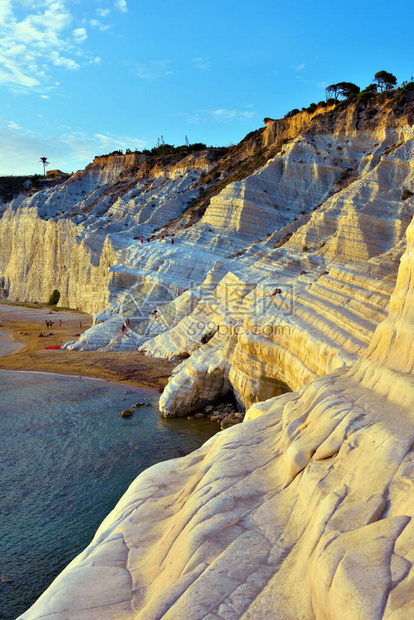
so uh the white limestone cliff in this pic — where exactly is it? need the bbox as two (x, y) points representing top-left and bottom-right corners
(156, 124), (413, 416)
(21, 214), (414, 620)
(2, 93), (414, 618)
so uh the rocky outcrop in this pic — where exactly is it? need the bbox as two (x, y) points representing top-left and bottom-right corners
(9, 90), (414, 619)
(0, 203), (116, 313)
(22, 215), (414, 619)
(155, 123), (413, 416)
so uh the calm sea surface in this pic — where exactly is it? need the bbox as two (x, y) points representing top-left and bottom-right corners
(0, 370), (218, 619)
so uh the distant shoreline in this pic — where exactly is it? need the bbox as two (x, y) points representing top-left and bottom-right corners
(0, 303), (176, 392)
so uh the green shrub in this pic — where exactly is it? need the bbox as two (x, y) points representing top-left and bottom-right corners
(377, 91), (394, 104)
(48, 289), (60, 305)
(357, 91), (375, 103)
(285, 108), (300, 118)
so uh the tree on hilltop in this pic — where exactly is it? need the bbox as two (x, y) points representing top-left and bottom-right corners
(39, 156), (49, 177)
(325, 83), (341, 101)
(325, 82), (360, 101)
(336, 82), (360, 98)
(374, 71), (397, 92)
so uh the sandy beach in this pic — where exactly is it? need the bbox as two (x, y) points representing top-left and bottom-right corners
(0, 303), (176, 391)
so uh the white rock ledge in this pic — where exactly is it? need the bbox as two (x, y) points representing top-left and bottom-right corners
(21, 216), (414, 620)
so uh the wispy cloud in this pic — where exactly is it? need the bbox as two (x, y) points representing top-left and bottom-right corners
(97, 8), (111, 17)
(0, 119), (147, 175)
(114, 0), (127, 13)
(208, 108), (255, 121)
(0, 1), (116, 92)
(175, 107), (256, 125)
(8, 120), (23, 131)
(192, 57), (211, 70)
(293, 63), (306, 71)
(130, 60), (173, 81)
(89, 19), (110, 32)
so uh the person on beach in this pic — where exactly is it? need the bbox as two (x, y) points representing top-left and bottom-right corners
(126, 318), (130, 327)
(59, 319), (62, 326)
(80, 321), (83, 329)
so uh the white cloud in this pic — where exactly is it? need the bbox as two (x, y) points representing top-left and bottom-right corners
(73, 27), (87, 43)
(0, 1), (99, 91)
(293, 63), (306, 71)
(0, 1), (13, 26)
(192, 57), (211, 70)
(175, 107), (256, 125)
(8, 120), (23, 130)
(97, 8), (110, 17)
(208, 108), (255, 121)
(50, 51), (79, 70)
(114, 0), (127, 12)
(89, 18), (110, 31)
(131, 60), (173, 81)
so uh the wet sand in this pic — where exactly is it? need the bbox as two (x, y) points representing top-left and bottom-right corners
(0, 303), (176, 391)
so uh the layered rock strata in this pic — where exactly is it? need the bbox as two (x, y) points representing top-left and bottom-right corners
(22, 215), (414, 619)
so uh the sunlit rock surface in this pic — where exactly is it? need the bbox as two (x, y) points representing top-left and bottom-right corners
(22, 216), (414, 619)
(155, 125), (413, 416)
(2, 96), (414, 618)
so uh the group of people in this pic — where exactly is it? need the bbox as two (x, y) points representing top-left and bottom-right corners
(40, 317), (63, 337)
(45, 319), (62, 328)
(121, 318), (130, 333)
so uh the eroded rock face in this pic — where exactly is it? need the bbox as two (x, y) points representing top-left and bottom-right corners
(13, 96), (414, 619)
(22, 218), (414, 619)
(0, 204), (115, 313)
(156, 125), (413, 416)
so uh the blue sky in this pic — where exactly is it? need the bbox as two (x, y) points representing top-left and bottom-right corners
(0, 0), (413, 175)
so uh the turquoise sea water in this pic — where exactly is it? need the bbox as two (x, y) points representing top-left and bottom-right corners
(0, 370), (218, 620)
